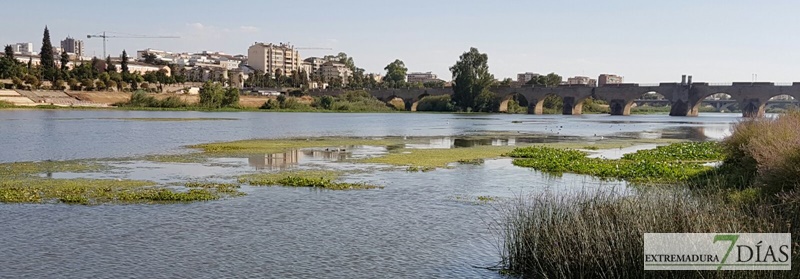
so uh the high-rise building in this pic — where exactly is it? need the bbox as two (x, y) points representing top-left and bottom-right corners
(247, 42), (300, 76)
(598, 74), (623, 86)
(60, 36), (84, 57)
(517, 72), (540, 84)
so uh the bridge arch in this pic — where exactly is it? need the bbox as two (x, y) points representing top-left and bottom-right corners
(691, 92), (740, 115)
(498, 93), (532, 114)
(609, 91), (666, 116)
(410, 93), (430, 112)
(384, 95), (406, 110)
(763, 94), (800, 114)
(533, 93), (562, 115)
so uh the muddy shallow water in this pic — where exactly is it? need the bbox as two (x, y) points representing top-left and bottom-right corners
(0, 111), (742, 278)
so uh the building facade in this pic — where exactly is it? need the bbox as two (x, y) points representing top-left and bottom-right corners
(12, 43), (34, 55)
(60, 37), (84, 57)
(320, 61), (352, 86)
(598, 74), (624, 86)
(567, 76), (597, 87)
(517, 72), (540, 84)
(406, 72), (438, 84)
(247, 42), (300, 76)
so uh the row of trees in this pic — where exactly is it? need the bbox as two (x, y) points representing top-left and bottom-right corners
(1, 26), (193, 92)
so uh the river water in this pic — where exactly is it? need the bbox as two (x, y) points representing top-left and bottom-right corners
(0, 111), (741, 278)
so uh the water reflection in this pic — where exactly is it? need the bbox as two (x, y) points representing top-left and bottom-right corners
(248, 149), (301, 170)
(247, 148), (365, 170)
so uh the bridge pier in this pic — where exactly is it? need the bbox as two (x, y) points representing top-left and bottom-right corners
(742, 99), (764, 117)
(562, 97), (583, 115)
(669, 100), (693, 116)
(609, 99), (629, 116)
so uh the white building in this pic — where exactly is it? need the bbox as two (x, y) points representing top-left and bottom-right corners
(12, 43), (34, 55)
(407, 72), (438, 84)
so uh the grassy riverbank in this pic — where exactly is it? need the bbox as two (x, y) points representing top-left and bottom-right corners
(498, 111), (800, 277)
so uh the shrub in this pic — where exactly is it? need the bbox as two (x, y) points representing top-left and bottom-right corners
(52, 79), (65, 90)
(260, 99), (279, 110)
(80, 78), (94, 91)
(723, 111), (800, 192)
(416, 95), (455, 112)
(317, 95), (334, 110)
(118, 91), (188, 108)
(222, 87), (240, 107)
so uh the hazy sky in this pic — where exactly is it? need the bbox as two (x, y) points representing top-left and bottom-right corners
(3, 0), (798, 82)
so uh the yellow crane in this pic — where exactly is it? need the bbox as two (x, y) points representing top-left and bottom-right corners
(87, 31), (179, 58)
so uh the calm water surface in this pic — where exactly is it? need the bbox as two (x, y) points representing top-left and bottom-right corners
(0, 111), (741, 278)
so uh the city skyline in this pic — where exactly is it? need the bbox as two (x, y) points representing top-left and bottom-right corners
(3, 0), (799, 82)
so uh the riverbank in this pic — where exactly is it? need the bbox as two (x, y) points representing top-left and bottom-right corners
(498, 111), (800, 277)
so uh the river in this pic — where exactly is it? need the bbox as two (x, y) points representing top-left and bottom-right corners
(0, 110), (741, 278)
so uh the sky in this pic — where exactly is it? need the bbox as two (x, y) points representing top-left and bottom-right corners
(3, 0), (799, 83)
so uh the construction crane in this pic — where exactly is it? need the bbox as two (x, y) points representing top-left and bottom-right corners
(87, 31), (180, 58)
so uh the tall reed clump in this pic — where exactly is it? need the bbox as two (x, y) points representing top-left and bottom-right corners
(721, 110), (800, 193)
(497, 189), (798, 278)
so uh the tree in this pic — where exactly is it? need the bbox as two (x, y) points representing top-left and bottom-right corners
(121, 50), (129, 74)
(39, 26), (56, 81)
(199, 81), (225, 108)
(105, 56), (116, 73)
(499, 78), (513, 87)
(143, 53), (158, 65)
(0, 46), (23, 79)
(423, 80), (446, 88)
(223, 87), (240, 107)
(450, 47), (495, 111)
(383, 59), (407, 86)
(5, 45), (14, 60)
(526, 72), (562, 87)
(60, 51), (69, 72)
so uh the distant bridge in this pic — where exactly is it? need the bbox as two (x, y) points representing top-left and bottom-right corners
(633, 99), (799, 112)
(308, 80), (800, 117)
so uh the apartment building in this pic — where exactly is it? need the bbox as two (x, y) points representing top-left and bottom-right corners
(60, 37), (84, 57)
(320, 61), (352, 85)
(247, 42), (300, 76)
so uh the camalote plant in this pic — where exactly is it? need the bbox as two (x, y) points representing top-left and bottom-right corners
(238, 170), (380, 190)
(506, 142), (725, 183)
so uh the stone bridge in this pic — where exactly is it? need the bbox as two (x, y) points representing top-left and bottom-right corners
(307, 80), (800, 117)
(635, 99), (799, 113)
